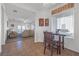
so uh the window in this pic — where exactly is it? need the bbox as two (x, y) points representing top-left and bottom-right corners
(31, 24), (34, 30)
(25, 24), (30, 30)
(56, 15), (74, 39)
(57, 15), (74, 34)
(17, 25), (22, 33)
(17, 24), (35, 33)
(22, 26), (25, 32)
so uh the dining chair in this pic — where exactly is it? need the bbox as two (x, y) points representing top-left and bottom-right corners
(44, 32), (53, 55)
(52, 34), (62, 54)
(56, 29), (68, 49)
(44, 32), (61, 55)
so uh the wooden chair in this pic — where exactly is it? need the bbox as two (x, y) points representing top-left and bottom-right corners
(44, 32), (59, 55)
(44, 32), (64, 55)
(56, 29), (65, 49)
(44, 32), (53, 55)
(52, 33), (65, 54)
(52, 34), (61, 55)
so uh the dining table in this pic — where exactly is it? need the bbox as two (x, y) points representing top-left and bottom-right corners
(52, 33), (66, 54)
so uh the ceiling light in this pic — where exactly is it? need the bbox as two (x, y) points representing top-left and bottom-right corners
(13, 10), (17, 13)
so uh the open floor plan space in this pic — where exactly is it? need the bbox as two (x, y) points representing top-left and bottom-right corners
(0, 3), (79, 56)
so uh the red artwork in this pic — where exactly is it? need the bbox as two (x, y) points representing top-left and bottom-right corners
(45, 18), (49, 26)
(39, 18), (44, 26)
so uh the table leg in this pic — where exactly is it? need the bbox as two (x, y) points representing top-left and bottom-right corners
(58, 35), (61, 54)
(62, 36), (64, 49)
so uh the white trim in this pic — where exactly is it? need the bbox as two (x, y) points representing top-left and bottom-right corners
(0, 3), (2, 53)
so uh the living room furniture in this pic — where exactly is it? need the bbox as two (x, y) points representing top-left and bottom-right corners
(9, 31), (18, 38)
(22, 30), (34, 38)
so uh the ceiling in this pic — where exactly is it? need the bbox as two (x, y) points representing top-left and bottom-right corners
(11, 3), (59, 12)
(5, 3), (36, 20)
(4, 3), (61, 24)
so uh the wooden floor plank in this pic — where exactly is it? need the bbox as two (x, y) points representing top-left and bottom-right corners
(0, 37), (79, 56)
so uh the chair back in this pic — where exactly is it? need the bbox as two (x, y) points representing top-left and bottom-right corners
(44, 32), (53, 45)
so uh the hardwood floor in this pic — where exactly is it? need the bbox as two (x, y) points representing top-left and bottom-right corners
(0, 37), (79, 56)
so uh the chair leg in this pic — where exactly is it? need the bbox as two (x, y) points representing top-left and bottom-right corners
(56, 46), (59, 55)
(57, 43), (61, 55)
(62, 42), (64, 49)
(62, 36), (64, 49)
(51, 46), (53, 56)
(58, 46), (61, 54)
(46, 44), (50, 50)
(44, 42), (46, 54)
(57, 42), (59, 55)
(44, 46), (46, 54)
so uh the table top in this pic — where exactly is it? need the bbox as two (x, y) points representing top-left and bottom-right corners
(52, 33), (66, 36)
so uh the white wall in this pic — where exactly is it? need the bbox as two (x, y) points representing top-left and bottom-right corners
(1, 5), (5, 45)
(50, 4), (79, 52)
(64, 4), (79, 52)
(35, 10), (51, 42)
(50, 16), (57, 33)
(0, 3), (2, 53)
(1, 4), (8, 45)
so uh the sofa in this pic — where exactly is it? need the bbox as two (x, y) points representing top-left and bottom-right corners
(22, 30), (34, 38)
(9, 31), (18, 38)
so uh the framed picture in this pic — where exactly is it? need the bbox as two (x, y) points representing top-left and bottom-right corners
(45, 18), (49, 26)
(11, 24), (14, 27)
(39, 18), (44, 26)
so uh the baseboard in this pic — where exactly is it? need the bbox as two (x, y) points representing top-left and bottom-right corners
(34, 40), (43, 43)
(1, 42), (5, 45)
(0, 45), (1, 53)
(0, 49), (1, 53)
(65, 47), (79, 54)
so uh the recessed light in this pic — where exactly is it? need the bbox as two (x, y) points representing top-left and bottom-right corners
(13, 10), (17, 13)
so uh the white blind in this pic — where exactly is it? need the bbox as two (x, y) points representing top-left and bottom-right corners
(57, 15), (74, 33)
